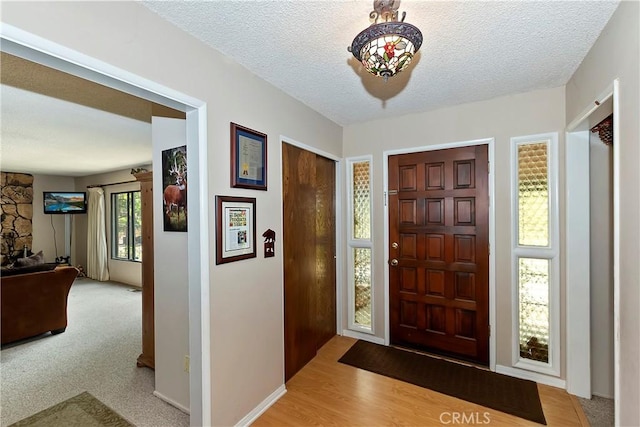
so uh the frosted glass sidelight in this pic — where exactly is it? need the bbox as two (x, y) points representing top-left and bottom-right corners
(354, 247), (372, 327)
(518, 143), (549, 247)
(353, 161), (371, 240)
(518, 257), (549, 363)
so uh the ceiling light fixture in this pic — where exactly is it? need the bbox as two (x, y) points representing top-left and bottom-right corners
(348, 0), (423, 82)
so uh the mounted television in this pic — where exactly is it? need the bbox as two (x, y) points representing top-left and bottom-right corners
(43, 192), (87, 214)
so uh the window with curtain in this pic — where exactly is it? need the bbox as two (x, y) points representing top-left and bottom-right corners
(87, 187), (110, 281)
(111, 191), (142, 262)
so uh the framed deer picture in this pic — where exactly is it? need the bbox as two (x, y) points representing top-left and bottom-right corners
(230, 122), (267, 190)
(161, 145), (188, 232)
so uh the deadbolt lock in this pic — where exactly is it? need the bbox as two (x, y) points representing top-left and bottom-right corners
(391, 242), (398, 249)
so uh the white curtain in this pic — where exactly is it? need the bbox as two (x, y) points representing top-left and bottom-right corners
(87, 187), (110, 281)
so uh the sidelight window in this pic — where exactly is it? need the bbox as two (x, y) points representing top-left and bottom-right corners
(347, 157), (373, 332)
(111, 191), (142, 262)
(511, 133), (559, 376)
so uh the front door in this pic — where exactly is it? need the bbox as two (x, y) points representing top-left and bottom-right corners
(388, 145), (489, 365)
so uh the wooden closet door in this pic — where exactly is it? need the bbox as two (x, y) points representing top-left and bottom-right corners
(315, 155), (336, 349)
(283, 143), (336, 381)
(283, 144), (317, 381)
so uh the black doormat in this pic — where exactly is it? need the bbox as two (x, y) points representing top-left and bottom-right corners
(338, 340), (546, 425)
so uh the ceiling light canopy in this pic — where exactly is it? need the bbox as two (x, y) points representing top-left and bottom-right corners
(348, 0), (423, 82)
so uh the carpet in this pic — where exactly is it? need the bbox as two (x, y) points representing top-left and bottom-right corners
(9, 392), (134, 427)
(578, 395), (614, 427)
(339, 340), (547, 425)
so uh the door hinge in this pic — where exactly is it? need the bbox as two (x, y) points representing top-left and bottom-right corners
(488, 324), (491, 337)
(488, 161), (490, 174)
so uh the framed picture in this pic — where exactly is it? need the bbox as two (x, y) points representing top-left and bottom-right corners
(215, 196), (256, 264)
(161, 145), (188, 232)
(230, 122), (267, 190)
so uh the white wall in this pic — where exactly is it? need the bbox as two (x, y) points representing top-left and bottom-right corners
(152, 117), (189, 409)
(0, 3), (343, 425)
(589, 129), (614, 398)
(565, 1), (639, 423)
(343, 86), (566, 371)
(75, 167), (150, 287)
(32, 174), (75, 263)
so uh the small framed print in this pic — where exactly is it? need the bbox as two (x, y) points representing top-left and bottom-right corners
(215, 196), (256, 264)
(161, 145), (188, 232)
(230, 122), (267, 190)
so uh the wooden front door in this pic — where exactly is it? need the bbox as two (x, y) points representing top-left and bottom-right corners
(283, 143), (336, 381)
(388, 145), (489, 365)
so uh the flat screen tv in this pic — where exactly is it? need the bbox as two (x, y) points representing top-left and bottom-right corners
(43, 192), (87, 214)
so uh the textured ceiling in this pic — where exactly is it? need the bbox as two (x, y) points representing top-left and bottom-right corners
(142, 0), (620, 126)
(0, 53), (183, 177)
(1, 84), (153, 177)
(0, 1), (621, 177)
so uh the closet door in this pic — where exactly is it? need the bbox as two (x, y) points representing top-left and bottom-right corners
(283, 143), (336, 381)
(315, 154), (336, 349)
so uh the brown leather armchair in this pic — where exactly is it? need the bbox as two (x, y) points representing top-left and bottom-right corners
(1, 266), (78, 345)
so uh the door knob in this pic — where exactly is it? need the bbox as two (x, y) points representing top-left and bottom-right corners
(389, 259), (398, 266)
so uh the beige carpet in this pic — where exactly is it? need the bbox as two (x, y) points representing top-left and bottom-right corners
(9, 392), (133, 427)
(1, 278), (189, 427)
(578, 395), (614, 426)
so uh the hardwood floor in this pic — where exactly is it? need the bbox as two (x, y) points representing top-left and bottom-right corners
(254, 336), (587, 426)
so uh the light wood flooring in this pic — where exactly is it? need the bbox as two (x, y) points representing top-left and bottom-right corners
(254, 336), (588, 426)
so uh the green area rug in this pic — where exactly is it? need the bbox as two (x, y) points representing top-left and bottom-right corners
(9, 392), (133, 427)
(339, 340), (547, 425)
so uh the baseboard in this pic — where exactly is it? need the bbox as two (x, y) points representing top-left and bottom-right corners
(592, 391), (614, 400)
(152, 390), (190, 414)
(496, 364), (566, 389)
(235, 384), (287, 427)
(341, 329), (385, 345)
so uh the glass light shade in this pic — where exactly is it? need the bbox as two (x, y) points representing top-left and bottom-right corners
(350, 21), (422, 81)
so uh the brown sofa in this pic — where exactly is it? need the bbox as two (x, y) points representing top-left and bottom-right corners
(1, 266), (79, 345)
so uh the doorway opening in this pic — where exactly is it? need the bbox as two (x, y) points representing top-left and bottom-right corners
(1, 25), (210, 426)
(565, 80), (619, 424)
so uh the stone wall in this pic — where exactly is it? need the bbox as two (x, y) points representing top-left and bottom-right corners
(1, 172), (33, 265)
